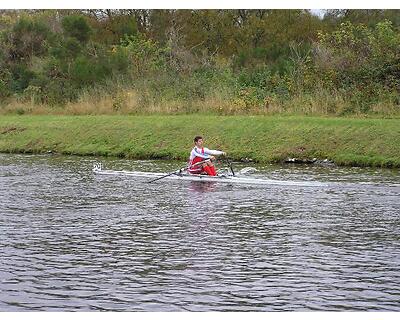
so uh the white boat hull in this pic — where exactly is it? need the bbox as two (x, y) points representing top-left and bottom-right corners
(92, 164), (321, 186)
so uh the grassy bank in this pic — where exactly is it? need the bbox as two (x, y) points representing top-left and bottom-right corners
(0, 115), (399, 167)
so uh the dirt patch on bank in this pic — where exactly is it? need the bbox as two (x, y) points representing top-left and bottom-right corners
(1, 126), (26, 134)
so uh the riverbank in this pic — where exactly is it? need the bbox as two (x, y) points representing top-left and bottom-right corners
(0, 115), (399, 167)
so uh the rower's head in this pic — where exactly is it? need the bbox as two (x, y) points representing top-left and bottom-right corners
(194, 136), (203, 148)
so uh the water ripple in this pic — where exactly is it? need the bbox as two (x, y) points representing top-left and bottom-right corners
(0, 154), (399, 311)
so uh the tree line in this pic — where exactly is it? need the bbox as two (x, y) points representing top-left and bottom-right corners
(0, 9), (399, 115)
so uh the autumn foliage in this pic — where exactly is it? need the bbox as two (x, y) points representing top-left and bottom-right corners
(0, 9), (399, 115)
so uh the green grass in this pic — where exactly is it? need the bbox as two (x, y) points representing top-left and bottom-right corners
(0, 114), (399, 167)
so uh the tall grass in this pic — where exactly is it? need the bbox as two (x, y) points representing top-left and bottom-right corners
(2, 80), (398, 117)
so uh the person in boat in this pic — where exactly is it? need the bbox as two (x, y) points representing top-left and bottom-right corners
(188, 136), (226, 176)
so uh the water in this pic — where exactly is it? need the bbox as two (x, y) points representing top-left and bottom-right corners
(0, 153), (399, 311)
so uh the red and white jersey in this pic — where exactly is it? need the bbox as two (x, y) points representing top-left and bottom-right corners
(188, 147), (224, 173)
(189, 147), (224, 162)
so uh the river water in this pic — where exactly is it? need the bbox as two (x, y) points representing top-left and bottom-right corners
(0, 153), (399, 311)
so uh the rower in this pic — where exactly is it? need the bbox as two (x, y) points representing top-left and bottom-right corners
(188, 136), (226, 176)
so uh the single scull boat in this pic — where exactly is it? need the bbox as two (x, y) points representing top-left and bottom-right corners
(92, 163), (323, 187)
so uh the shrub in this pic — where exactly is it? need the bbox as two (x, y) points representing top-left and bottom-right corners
(10, 64), (36, 92)
(315, 20), (399, 90)
(0, 67), (12, 99)
(311, 20), (400, 110)
(62, 15), (91, 43)
(7, 16), (51, 61)
(70, 55), (111, 87)
(50, 37), (82, 60)
(117, 34), (169, 76)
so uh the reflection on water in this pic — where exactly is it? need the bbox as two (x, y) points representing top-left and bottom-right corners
(188, 181), (218, 193)
(0, 154), (399, 311)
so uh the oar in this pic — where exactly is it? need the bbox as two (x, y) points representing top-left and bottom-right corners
(227, 158), (235, 176)
(147, 159), (210, 183)
(221, 155), (235, 176)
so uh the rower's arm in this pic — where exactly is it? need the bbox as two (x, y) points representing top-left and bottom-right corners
(204, 148), (225, 156)
(191, 148), (211, 159)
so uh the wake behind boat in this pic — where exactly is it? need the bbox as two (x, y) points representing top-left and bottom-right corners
(92, 163), (325, 187)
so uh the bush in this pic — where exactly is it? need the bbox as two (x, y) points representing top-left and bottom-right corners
(62, 15), (91, 43)
(10, 64), (36, 92)
(7, 16), (51, 61)
(310, 20), (400, 110)
(0, 67), (12, 99)
(50, 37), (82, 60)
(117, 34), (169, 76)
(315, 20), (399, 89)
(43, 79), (78, 105)
(70, 55), (111, 87)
